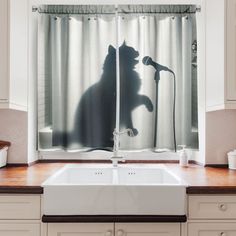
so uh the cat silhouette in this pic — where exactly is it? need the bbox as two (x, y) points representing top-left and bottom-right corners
(53, 42), (153, 149)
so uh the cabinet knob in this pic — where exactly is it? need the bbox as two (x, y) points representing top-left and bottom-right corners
(220, 232), (227, 236)
(117, 229), (125, 236)
(105, 230), (113, 236)
(218, 203), (227, 211)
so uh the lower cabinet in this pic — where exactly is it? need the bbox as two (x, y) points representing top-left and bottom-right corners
(188, 223), (236, 236)
(0, 223), (40, 236)
(115, 223), (180, 236)
(48, 223), (113, 236)
(48, 223), (180, 236)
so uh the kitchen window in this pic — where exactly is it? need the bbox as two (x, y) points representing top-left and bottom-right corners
(37, 4), (198, 157)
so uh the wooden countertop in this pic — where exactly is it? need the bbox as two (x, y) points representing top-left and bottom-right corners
(0, 162), (236, 194)
(0, 140), (11, 149)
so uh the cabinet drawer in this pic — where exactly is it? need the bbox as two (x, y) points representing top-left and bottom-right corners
(0, 223), (40, 236)
(189, 195), (236, 219)
(116, 223), (180, 236)
(188, 223), (236, 236)
(0, 195), (40, 219)
(48, 223), (113, 236)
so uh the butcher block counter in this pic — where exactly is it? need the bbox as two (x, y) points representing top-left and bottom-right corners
(0, 162), (235, 194)
(0, 162), (236, 194)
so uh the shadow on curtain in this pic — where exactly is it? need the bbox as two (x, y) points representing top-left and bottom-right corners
(53, 43), (154, 149)
(37, 5), (198, 152)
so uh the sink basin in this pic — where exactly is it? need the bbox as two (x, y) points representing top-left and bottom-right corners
(42, 164), (187, 216)
(44, 165), (114, 185)
(116, 167), (181, 185)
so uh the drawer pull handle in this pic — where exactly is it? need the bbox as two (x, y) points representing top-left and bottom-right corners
(117, 230), (125, 236)
(220, 232), (227, 236)
(218, 203), (227, 211)
(105, 230), (113, 236)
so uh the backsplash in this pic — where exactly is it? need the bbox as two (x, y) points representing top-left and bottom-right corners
(0, 108), (236, 164)
(206, 109), (236, 165)
(0, 109), (27, 163)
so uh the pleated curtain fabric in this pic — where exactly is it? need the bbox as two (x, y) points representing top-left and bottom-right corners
(38, 5), (198, 152)
(118, 14), (198, 151)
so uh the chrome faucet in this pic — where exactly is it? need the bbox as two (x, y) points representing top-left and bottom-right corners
(111, 128), (134, 167)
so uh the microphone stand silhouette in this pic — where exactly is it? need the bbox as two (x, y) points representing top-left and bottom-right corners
(142, 56), (177, 152)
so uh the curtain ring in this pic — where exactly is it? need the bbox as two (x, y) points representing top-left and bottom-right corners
(172, 16), (175, 20)
(54, 17), (57, 20)
(185, 16), (188, 20)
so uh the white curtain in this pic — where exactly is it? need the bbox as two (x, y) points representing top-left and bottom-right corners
(38, 5), (198, 152)
(39, 12), (117, 150)
(118, 14), (197, 151)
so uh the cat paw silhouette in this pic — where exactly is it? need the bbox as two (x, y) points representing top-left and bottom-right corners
(146, 101), (154, 112)
(128, 128), (138, 137)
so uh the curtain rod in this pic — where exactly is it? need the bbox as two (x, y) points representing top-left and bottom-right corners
(32, 6), (201, 14)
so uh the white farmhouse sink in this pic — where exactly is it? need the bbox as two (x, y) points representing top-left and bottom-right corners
(42, 164), (187, 216)
(116, 167), (181, 185)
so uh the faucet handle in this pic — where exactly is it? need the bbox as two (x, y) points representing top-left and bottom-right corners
(116, 128), (135, 137)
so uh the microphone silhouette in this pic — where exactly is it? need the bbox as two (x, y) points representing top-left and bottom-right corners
(142, 56), (174, 74)
(142, 56), (177, 152)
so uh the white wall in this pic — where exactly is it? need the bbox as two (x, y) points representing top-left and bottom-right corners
(205, 110), (236, 165)
(28, 1), (38, 164)
(195, 0), (206, 165)
(0, 109), (28, 163)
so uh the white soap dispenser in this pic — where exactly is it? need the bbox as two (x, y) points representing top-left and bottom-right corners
(178, 145), (188, 167)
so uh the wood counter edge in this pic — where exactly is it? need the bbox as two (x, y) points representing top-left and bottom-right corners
(42, 215), (187, 223)
(186, 186), (236, 194)
(0, 186), (43, 194)
(0, 186), (236, 195)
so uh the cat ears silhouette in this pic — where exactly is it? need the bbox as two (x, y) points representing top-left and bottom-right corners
(108, 41), (127, 53)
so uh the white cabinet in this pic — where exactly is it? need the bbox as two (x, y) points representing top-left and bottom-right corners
(48, 223), (113, 236)
(226, 0), (236, 101)
(188, 223), (236, 236)
(0, 0), (28, 111)
(47, 223), (180, 236)
(0, 195), (41, 220)
(115, 223), (180, 236)
(206, 0), (236, 111)
(0, 0), (9, 108)
(9, 0), (28, 111)
(0, 223), (40, 236)
(0, 195), (41, 236)
(188, 195), (236, 219)
(188, 195), (236, 236)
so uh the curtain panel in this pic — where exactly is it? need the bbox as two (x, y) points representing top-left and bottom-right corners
(38, 5), (198, 152)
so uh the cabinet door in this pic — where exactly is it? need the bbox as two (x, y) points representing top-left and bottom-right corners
(0, 195), (41, 220)
(188, 222), (236, 236)
(9, 0), (28, 110)
(115, 223), (180, 236)
(48, 223), (114, 236)
(0, 0), (9, 105)
(227, 0), (236, 101)
(188, 195), (236, 219)
(0, 223), (40, 236)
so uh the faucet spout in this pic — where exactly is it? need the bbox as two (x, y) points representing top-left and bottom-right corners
(111, 128), (134, 167)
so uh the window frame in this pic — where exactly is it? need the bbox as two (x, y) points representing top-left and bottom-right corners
(30, 0), (205, 161)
